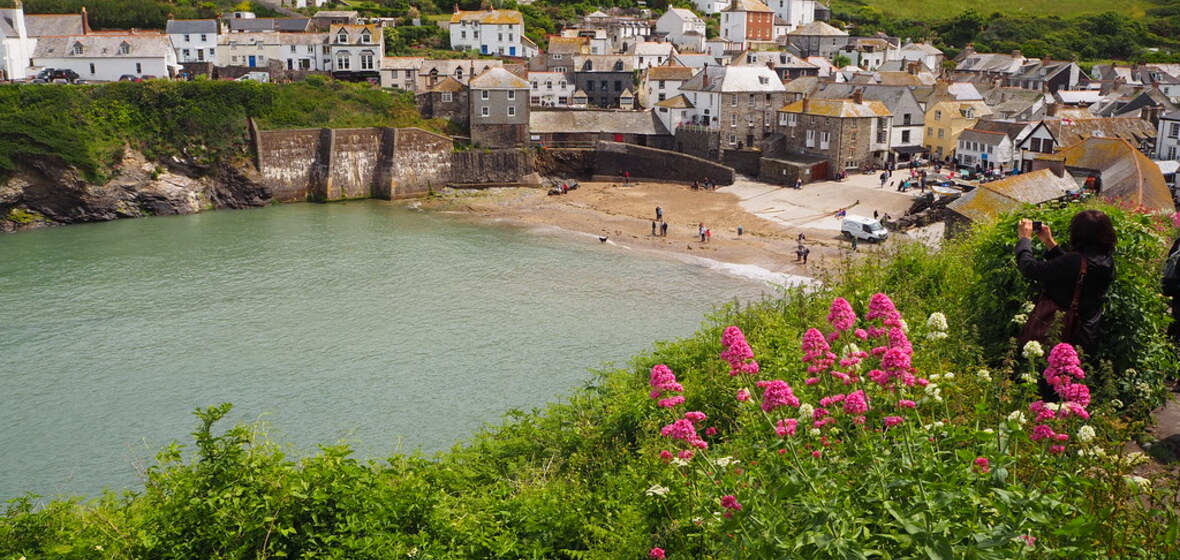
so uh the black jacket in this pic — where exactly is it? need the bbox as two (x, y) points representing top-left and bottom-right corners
(1015, 239), (1115, 356)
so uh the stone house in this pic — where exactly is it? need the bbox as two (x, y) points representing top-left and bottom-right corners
(469, 67), (530, 148)
(418, 58), (503, 90)
(571, 54), (636, 108)
(167, 19), (218, 64)
(529, 109), (672, 148)
(677, 64), (787, 155)
(1016, 116), (1156, 172)
(720, 0), (775, 51)
(654, 8), (705, 53)
(416, 76), (468, 129)
(807, 82), (925, 163)
(573, 10), (650, 54)
(310, 10), (358, 30)
(280, 32), (329, 71)
(775, 92), (893, 175)
(34, 33), (179, 81)
(216, 31), (280, 70)
(533, 35), (589, 72)
(655, 94), (695, 133)
(781, 21), (846, 59)
(379, 56), (425, 90)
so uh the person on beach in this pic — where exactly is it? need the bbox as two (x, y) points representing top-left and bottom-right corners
(737, 225), (744, 238)
(661, 221), (668, 237)
(851, 235), (859, 252)
(623, 171), (631, 185)
(795, 178), (803, 190)
(706, 228), (712, 243)
(652, 220), (658, 236)
(699, 223), (706, 242)
(656, 206), (663, 221)
(797, 233), (806, 248)
(879, 171), (888, 187)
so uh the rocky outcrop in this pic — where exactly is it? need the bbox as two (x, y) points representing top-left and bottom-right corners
(0, 149), (271, 232)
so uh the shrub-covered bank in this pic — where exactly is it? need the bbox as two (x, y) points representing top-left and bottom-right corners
(2, 200), (1178, 558)
(0, 79), (446, 183)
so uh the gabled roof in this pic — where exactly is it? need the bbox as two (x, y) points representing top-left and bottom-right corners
(166, 19), (218, 35)
(680, 64), (786, 93)
(425, 76), (466, 93)
(730, 49), (816, 69)
(630, 41), (676, 57)
(1055, 90), (1103, 105)
(34, 34), (174, 58)
(1036, 117), (1156, 149)
(722, 0), (773, 12)
(779, 98), (892, 118)
(787, 21), (846, 36)
(1056, 137), (1173, 212)
(228, 18), (312, 32)
(656, 93), (694, 109)
(24, 14), (84, 37)
(973, 120), (1033, 142)
(547, 36), (589, 55)
(451, 9), (523, 25)
(329, 24), (379, 43)
(380, 56), (426, 70)
(281, 32), (328, 45)
(947, 168), (1076, 222)
(421, 58), (503, 79)
(530, 109), (670, 135)
(312, 10), (359, 18)
(469, 66), (529, 89)
(959, 128), (1010, 146)
(784, 75), (819, 94)
(671, 53), (716, 68)
(955, 51), (1025, 74)
(810, 83), (918, 113)
(900, 41), (941, 55)
(646, 65), (695, 81)
(665, 8), (703, 22)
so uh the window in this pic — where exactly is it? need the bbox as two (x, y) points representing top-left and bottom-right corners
(748, 115), (755, 127)
(461, 31), (467, 39)
(232, 55), (238, 63)
(587, 81), (595, 91)
(730, 95), (737, 107)
(788, 114), (797, 127)
(507, 90), (516, 100)
(927, 127), (933, 137)
(290, 45), (297, 53)
(481, 90), (489, 100)
(759, 76), (768, 85)
(820, 131), (830, 149)
(658, 80), (665, 88)
(903, 113), (911, 125)
(805, 129), (815, 147)
(901, 130), (910, 143)
(442, 92), (453, 102)
(135, 62), (142, 74)
(614, 80), (621, 92)
(481, 106), (490, 117)
(507, 106), (516, 116)
(546, 81), (552, 89)
(337, 31), (348, 43)
(361, 31), (371, 44)
(184, 34), (191, 42)
(1170, 123), (1180, 139)
(552, 54), (563, 59)
(360, 52), (374, 70)
(198, 49), (205, 61)
(657, 93), (665, 101)
(89, 63), (95, 74)
(934, 110), (942, 120)
(729, 134), (737, 145)
(184, 49), (191, 58)
(937, 129), (944, 139)
(209, 48), (215, 56)
(498, 33), (503, 41)
(200, 34), (207, 41)
(336, 54), (350, 69)
(119, 42), (131, 55)
(731, 114), (737, 127)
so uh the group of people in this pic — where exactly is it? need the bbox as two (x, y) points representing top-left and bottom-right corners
(691, 176), (717, 191)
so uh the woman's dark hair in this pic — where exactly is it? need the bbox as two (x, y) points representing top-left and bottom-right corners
(1069, 209), (1117, 255)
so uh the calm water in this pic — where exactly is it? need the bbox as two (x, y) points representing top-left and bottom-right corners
(0, 201), (784, 501)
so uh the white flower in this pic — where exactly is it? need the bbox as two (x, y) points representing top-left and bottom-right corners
(1012, 313), (1028, 325)
(1077, 425), (1096, 443)
(927, 331), (948, 340)
(1021, 301), (1035, 314)
(1007, 410), (1027, 425)
(899, 319), (909, 332)
(1020, 372), (1038, 384)
(671, 458), (689, 467)
(1045, 402), (1062, 412)
(95, 546), (103, 551)
(798, 403), (815, 421)
(943, 372), (956, 380)
(1126, 475), (1151, 489)
(809, 428), (821, 436)
(933, 421), (944, 429)
(1022, 340), (1044, 360)
(977, 369), (992, 382)
(929, 373), (941, 381)
(645, 484), (670, 497)
(712, 456), (739, 468)
(982, 428), (995, 434)
(926, 312), (948, 332)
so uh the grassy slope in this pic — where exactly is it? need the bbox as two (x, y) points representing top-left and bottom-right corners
(831, 0), (1153, 19)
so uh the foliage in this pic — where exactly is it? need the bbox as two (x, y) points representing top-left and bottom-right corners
(13, 0), (279, 30)
(0, 80), (445, 182)
(2, 201), (1178, 558)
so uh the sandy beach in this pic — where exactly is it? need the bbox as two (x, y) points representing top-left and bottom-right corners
(416, 170), (929, 280)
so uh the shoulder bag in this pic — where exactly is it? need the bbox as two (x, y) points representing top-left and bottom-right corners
(1019, 257), (1088, 346)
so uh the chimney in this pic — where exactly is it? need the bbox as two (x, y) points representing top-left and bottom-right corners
(1012, 49), (1022, 59)
(1032, 156), (1066, 178)
(802, 97), (810, 113)
(852, 89), (863, 104)
(963, 43), (975, 57)
(81, 5), (90, 34)
(1047, 102), (1058, 117)
(907, 61), (918, 75)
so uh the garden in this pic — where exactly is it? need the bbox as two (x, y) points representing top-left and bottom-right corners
(2, 200), (1178, 558)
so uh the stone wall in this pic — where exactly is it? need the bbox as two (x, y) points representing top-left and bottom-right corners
(593, 142), (735, 185)
(449, 149), (534, 185)
(255, 127), (323, 202)
(389, 128), (453, 197)
(328, 128), (383, 199)
(674, 127), (720, 161)
(722, 149), (761, 177)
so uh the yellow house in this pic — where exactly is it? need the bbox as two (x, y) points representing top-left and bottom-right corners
(923, 83), (992, 160)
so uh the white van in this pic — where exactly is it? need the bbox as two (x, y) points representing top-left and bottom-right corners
(841, 215), (888, 242)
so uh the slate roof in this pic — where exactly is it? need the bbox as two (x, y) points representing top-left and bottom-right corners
(424, 76), (466, 93)
(34, 34), (174, 58)
(901, 41), (941, 55)
(228, 18), (312, 33)
(1039, 117), (1156, 148)
(1054, 137), (1174, 212)
(946, 186), (1024, 223)
(787, 21), (846, 36)
(947, 168), (1078, 223)
(779, 98), (892, 118)
(722, 0), (773, 12)
(547, 36), (588, 54)
(646, 65), (695, 81)
(421, 59), (503, 81)
(671, 53), (715, 68)
(0, 13), (15, 36)
(469, 66), (529, 89)
(312, 11), (359, 18)
(166, 19), (218, 35)
(809, 83), (915, 113)
(630, 41), (676, 57)
(955, 51), (1025, 74)
(282, 32), (328, 45)
(730, 49), (816, 69)
(983, 87), (1045, 119)
(24, 14), (84, 37)
(529, 109), (670, 135)
(655, 93), (694, 108)
(451, 9), (523, 25)
(573, 54), (635, 72)
(380, 56), (426, 70)
(1055, 90), (1103, 105)
(680, 64), (786, 93)
(973, 120), (1032, 142)
(666, 8), (703, 22)
(959, 128), (1009, 146)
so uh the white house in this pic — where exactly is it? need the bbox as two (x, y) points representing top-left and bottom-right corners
(528, 70), (575, 106)
(691, 0), (732, 15)
(765, 0), (815, 32)
(217, 31), (281, 68)
(679, 64), (786, 130)
(720, 0), (775, 51)
(0, 1), (33, 80)
(1157, 111), (1180, 161)
(639, 64), (695, 108)
(379, 56), (424, 90)
(279, 32), (329, 71)
(896, 41), (942, 72)
(166, 19), (217, 64)
(449, 8), (537, 58)
(655, 8), (706, 53)
(32, 34), (178, 81)
(328, 24), (382, 77)
(630, 41), (676, 69)
(655, 94), (695, 132)
(957, 128), (1013, 170)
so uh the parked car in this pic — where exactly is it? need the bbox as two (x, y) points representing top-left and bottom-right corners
(140, 74), (158, 80)
(48, 69), (79, 82)
(118, 74), (142, 82)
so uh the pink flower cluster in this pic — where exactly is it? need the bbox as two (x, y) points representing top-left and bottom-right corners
(827, 298), (857, 340)
(756, 379), (800, 412)
(650, 364), (686, 408)
(649, 547), (666, 559)
(802, 328), (836, 374)
(842, 390), (869, 415)
(720, 495), (743, 510)
(775, 418), (798, 437)
(660, 411), (710, 450)
(973, 456), (990, 474)
(1028, 344), (1093, 452)
(721, 326), (760, 376)
(865, 293), (904, 337)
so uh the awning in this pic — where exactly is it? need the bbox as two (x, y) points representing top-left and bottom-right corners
(892, 145), (928, 154)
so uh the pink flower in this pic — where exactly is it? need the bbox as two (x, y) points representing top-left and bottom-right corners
(1021, 535), (1037, 547)
(736, 388), (751, 402)
(705, 427), (717, 437)
(1030, 424), (1056, 442)
(1059, 382), (1091, 407)
(685, 411), (708, 423)
(1044, 343), (1085, 389)
(721, 326), (760, 376)
(811, 450), (822, 458)
(649, 547), (666, 559)
(897, 399), (916, 409)
(756, 379), (801, 412)
(657, 396), (685, 408)
(649, 365), (684, 393)
(843, 390), (869, 415)
(866, 293), (902, 327)
(678, 449), (694, 459)
(649, 390), (661, 399)
(659, 450), (672, 461)
(827, 297), (857, 333)
(720, 495), (743, 511)
(883, 416), (904, 428)
(805, 377), (820, 386)
(801, 328), (834, 373)
(854, 328), (868, 340)
(1050, 445), (1066, 454)
(819, 394), (846, 407)
(775, 418), (798, 437)
(974, 456), (990, 474)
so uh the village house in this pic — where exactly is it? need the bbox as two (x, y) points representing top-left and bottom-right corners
(571, 54), (636, 108)
(1016, 115), (1156, 172)
(655, 93), (695, 133)
(639, 63), (695, 108)
(629, 41), (677, 69)
(896, 41), (942, 72)
(981, 87), (1047, 121)
(704, 37), (739, 58)
(34, 33), (178, 81)
(720, 0), (775, 51)
(956, 129), (1012, 172)
(216, 31), (280, 70)
(807, 82), (925, 163)
(327, 24), (382, 80)
(677, 64), (787, 155)
(654, 8), (706, 53)
(951, 47), (1026, 81)
(166, 19), (217, 64)
(528, 70), (576, 106)
(924, 82), (993, 160)
(1156, 111), (1180, 161)
(469, 66), (530, 148)
(224, 17), (312, 34)
(691, 0), (732, 15)
(416, 76), (468, 129)
(775, 92), (893, 175)
(279, 32), (330, 71)
(781, 21), (846, 59)
(574, 10), (651, 53)
(449, 8), (537, 58)
(379, 56), (424, 90)
(729, 49), (819, 81)
(1, 2), (87, 80)
(310, 11), (358, 30)
(837, 36), (898, 71)
(1004, 58), (1083, 93)
(765, 0), (815, 32)
(418, 59), (505, 91)
(279, 0), (328, 10)
(532, 35), (589, 73)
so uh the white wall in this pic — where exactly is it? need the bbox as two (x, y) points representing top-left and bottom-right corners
(34, 55), (173, 81)
(1157, 118), (1180, 161)
(170, 32), (217, 63)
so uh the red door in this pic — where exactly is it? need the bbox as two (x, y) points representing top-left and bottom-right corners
(613, 133), (624, 142)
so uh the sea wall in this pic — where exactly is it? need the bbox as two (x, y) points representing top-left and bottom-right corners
(449, 150), (534, 185)
(592, 142), (735, 185)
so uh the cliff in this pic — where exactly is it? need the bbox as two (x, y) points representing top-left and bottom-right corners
(0, 149), (270, 232)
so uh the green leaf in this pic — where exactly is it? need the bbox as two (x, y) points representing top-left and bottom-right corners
(923, 537), (954, 560)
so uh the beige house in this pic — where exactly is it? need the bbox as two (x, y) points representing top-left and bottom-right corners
(217, 31), (281, 69)
(923, 82), (992, 160)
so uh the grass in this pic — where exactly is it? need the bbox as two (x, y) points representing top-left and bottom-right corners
(832, 0), (1154, 19)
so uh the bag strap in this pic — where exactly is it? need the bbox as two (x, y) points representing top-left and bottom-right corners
(1068, 256), (1088, 314)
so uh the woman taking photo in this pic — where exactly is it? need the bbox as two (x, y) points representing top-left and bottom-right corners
(1015, 209), (1117, 360)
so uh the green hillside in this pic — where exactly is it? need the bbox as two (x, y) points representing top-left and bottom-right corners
(831, 0), (1155, 20)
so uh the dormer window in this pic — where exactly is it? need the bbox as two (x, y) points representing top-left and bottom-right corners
(118, 42), (131, 55)
(613, 60), (623, 71)
(360, 30), (371, 44)
(337, 31), (348, 43)
(759, 76), (768, 85)
(455, 67), (464, 80)
(72, 42), (84, 55)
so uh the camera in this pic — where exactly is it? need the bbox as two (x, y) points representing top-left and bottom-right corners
(1032, 221), (1043, 233)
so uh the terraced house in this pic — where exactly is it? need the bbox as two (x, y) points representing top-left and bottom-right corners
(449, 8), (537, 58)
(776, 92), (893, 175)
(328, 24), (382, 80)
